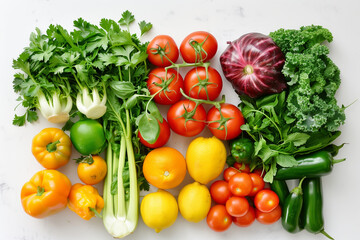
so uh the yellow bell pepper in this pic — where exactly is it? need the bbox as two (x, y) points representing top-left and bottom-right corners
(68, 183), (104, 220)
(32, 128), (72, 169)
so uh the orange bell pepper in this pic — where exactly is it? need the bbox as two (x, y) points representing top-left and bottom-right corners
(32, 128), (72, 169)
(21, 169), (72, 218)
(68, 183), (104, 220)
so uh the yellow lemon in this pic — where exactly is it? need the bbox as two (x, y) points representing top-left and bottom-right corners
(178, 182), (211, 223)
(186, 136), (227, 184)
(140, 189), (178, 233)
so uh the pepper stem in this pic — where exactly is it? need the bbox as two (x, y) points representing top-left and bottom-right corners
(332, 158), (346, 164)
(46, 140), (60, 153)
(36, 186), (45, 196)
(89, 207), (103, 219)
(320, 229), (334, 240)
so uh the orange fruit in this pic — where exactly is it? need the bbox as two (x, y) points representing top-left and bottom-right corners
(143, 147), (186, 189)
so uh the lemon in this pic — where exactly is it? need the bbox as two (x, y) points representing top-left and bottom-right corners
(140, 189), (178, 233)
(186, 136), (227, 184)
(178, 182), (211, 223)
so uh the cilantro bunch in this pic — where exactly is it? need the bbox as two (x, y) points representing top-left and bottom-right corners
(240, 25), (345, 182)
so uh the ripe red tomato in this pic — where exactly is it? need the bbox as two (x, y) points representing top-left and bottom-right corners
(167, 100), (206, 137)
(180, 31), (218, 63)
(147, 68), (183, 105)
(248, 173), (265, 197)
(223, 167), (239, 182)
(206, 205), (232, 232)
(228, 172), (253, 197)
(252, 168), (265, 177)
(138, 119), (170, 148)
(233, 205), (256, 227)
(183, 67), (222, 101)
(147, 35), (179, 67)
(207, 103), (245, 140)
(254, 189), (279, 213)
(255, 205), (282, 225)
(233, 162), (251, 173)
(225, 196), (249, 217)
(210, 180), (232, 204)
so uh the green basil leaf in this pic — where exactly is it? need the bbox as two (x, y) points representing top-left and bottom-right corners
(110, 81), (136, 99)
(284, 132), (310, 146)
(275, 154), (298, 167)
(138, 114), (160, 144)
(147, 100), (163, 123)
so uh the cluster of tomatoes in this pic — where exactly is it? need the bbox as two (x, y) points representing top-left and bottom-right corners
(138, 31), (245, 148)
(207, 163), (282, 232)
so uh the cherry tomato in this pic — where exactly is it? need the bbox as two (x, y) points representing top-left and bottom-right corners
(206, 205), (232, 232)
(147, 68), (183, 105)
(255, 205), (282, 225)
(225, 196), (249, 217)
(77, 155), (107, 185)
(223, 167), (239, 182)
(138, 119), (171, 148)
(248, 173), (265, 197)
(147, 35), (179, 67)
(207, 103), (245, 140)
(183, 67), (222, 101)
(167, 100), (206, 137)
(233, 205), (256, 227)
(228, 172), (253, 197)
(254, 189), (279, 213)
(252, 168), (265, 177)
(210, 180), (232, 204)
(180, 31), (217, 63)
(233, 162), (251, 173)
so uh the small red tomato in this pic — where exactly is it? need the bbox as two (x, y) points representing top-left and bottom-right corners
(167, 100), (206, 137)
(233, 205), (256, 227)
(207, 103), (245, 140)
(233, 163), (251, 173)
(207, 205), (232, 232)
(228, 173), (253, 197)
(254, 189), (279, 213)
(210, 180), (232, 204)
(147, 35), (179, 67)
(147, 68), (183, 105)
(255, 205), (282, 225)
(138, 119), (171, 148)
(184, 67), (222, 101)
(252, 168), (265, 177)
(248, 173), (265, 197)
(225, 196), (249, 217)
(223, 167), (239, 182)
(180, 31), (218, 63)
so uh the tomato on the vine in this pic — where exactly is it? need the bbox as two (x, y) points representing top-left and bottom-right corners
(210, 180), (232, 204)
(206, 205), (232, 232)
(255, 205), (282, 225)
(138, 119), (171, 148)
(147, 68), (183, 105)
(223, 167), (239, 182)
(225, 196), (249, 217)
(147, 35), (179, 67)
(207, 103), (245, 140)
(167, 100), (206, 137)
(228, 172), (253, 197)
(248, 173), (265, 197)
(180, 31), (217, 63)
(183, 66), (222, 101)
(233, 205), (256, 227)
(254, 189), (279, 213)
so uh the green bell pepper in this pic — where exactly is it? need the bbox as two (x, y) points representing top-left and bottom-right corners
(229, 137), (254, 164)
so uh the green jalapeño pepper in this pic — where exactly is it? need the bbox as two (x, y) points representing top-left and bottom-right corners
(300, 178), (334, 239)
(270, 180), (289, 207)
(281, 177), (305, 233)
(275, 150), (345, 180)
(230, 137), (254, 164)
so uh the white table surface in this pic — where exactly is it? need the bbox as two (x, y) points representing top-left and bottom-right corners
(1, 0), (359, 239)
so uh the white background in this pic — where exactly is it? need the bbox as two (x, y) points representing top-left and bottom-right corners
(1, 0), (359, 239)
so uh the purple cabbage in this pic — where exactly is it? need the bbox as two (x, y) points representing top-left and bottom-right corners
(220, 33), (287, 98)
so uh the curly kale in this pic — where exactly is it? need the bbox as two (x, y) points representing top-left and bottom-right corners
(270, 25), (345, 132)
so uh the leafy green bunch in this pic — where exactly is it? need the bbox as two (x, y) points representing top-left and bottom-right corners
(240, 25), (345, 182)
